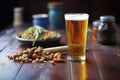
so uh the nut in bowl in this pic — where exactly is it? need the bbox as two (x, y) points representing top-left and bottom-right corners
(16, 25), (61, 47)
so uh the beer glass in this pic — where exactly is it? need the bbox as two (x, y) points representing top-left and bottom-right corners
(64, 13), (89, 61)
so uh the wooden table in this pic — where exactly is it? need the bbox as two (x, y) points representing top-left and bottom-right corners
(0, 26), (120, 80)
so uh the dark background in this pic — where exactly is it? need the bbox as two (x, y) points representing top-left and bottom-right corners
(0, 0), (120, 30)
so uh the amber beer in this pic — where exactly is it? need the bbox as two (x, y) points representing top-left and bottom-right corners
(65, 13), (89, 61)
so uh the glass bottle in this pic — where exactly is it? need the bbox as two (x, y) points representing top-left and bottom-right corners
(92, 20), (100, 41)
(47, 2), (64, 29)
(13, 7), (24, 28)
(98, 15), (117, 45)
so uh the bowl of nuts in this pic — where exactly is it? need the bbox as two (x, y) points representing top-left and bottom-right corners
(16, 26), (61, 47)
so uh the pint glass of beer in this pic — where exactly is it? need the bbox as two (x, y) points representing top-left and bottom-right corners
(64, 13), (89, 61)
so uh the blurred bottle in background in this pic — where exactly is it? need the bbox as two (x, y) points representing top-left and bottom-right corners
(98, 15), (117, 45)
(92, 20), (100, 41)
(32, 14), (48, 29)
(13, 7), (24, 28)
(47, 1), (64, 29)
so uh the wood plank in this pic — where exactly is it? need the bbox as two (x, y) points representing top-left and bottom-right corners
(67, 50), (101, 80)
(0, 39), (23, 80)
(15, 62), (67, 80)
(15, 50), (100, 80)
(93, 45), (120, 80)
(0, 28), (14, 51)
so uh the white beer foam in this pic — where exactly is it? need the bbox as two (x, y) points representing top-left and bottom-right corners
(64, 13), (89, 20)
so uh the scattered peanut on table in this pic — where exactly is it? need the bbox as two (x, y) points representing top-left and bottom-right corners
(7, 46), (65, 64)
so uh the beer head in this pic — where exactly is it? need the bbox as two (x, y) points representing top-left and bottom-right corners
(64, 13), (89, 20)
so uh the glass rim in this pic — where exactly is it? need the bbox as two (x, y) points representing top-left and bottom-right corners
(64, 13), (89, 20)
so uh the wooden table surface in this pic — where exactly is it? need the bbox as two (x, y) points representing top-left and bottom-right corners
(0, 26), (120, 80)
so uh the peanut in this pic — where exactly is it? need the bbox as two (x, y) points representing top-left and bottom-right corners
(7, 46), (65, 64)
(54, 52), (62, 59)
